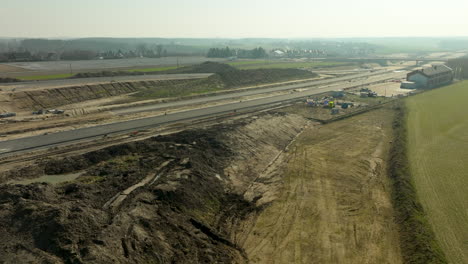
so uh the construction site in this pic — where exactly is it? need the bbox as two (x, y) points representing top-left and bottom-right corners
(0, 56), (462, 264)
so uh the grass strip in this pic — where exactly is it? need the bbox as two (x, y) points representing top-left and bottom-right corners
(18, 73), (74, 81)
(389, 102), (447, 264)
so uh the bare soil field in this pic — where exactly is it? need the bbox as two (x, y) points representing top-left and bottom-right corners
(407, 81), (468, 264)
(238, 107), (402, 263)
(0, 64), (29, 73)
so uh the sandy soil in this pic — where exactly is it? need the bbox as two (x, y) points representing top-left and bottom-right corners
(240, 108), (402, 264)
(365, 82), (413, 97)
(0, 64), (29, 73)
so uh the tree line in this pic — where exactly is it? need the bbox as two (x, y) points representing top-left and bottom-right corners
(447, 58), (468, 79)
(206, 47), (267, 58)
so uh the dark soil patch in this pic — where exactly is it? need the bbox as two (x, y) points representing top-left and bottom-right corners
(0, 125), (256, 263)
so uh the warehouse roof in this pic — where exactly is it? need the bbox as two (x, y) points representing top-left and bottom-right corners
(408, 65), (453, 78)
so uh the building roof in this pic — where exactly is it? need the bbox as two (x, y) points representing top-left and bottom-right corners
(408, 65), (453, 78)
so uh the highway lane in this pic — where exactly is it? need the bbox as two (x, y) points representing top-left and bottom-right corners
(0, 70), (406, 156)
(114, 69), (404, 115)
(0, 73), (212, 92)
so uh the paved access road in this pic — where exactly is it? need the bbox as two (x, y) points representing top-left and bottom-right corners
(0, 70), (406, 157)
(0, 73), (212, 92)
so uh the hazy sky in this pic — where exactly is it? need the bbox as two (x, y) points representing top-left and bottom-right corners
(2, 0), (468, 38)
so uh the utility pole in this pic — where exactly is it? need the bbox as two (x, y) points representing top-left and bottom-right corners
(69, 64), (73, 74)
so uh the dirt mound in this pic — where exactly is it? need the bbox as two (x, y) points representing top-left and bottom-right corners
(0, 77), (20, 83)
(214, 68), (317, 88)
(0, 112), (309, 263)
(8, 65), (315, 111)
(71, 71), (144, 79)
(168, 61), (237, 74)
(8, 79), (196, 111)
(169, 62), (317, 87)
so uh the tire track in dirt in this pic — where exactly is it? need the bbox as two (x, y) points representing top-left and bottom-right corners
(241, 109), (402, 264)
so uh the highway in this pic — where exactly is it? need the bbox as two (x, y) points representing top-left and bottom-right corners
(0, 73), (212, 92)
(0, 70), (406, 157)
(114, 69), (402, 115)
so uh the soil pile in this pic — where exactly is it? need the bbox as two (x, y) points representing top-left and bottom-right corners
(7, 62), (316, 111)
(167, 61), (237, 74)
(8, 79), (196, 111)
(0, 77), (20, 83)
(214, 68), (316, 88)
(0, 113), (309, 263)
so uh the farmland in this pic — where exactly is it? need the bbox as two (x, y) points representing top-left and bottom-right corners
(406, 81), (468, 263)
(18, 73), (74, 81)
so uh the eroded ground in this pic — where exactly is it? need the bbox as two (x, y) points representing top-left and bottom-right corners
(0, 104), (403, 263)
(240, 108), (402, 263)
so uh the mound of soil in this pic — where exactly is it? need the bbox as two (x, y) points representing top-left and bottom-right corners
(0, 77), (21, 83)
(0, 113), (309, 263)
(214, 68), (317, 88)
(71, 71), (144, 79)
(167, 61), (237, 74)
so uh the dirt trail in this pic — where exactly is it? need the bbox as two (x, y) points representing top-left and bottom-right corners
(241, 108), (402, 264)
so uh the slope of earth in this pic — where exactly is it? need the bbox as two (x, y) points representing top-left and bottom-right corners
(7, 79), (201, 111)
(239, 107), (403, 264)
(4, 62), (317, 112)
(0, 112), (309, 263)
(406, 81), (468, 264)
(0, 64), (29, 73)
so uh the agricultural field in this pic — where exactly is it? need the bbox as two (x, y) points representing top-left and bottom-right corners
(18, 73), (74, 81)
(406, 81), (468, 264)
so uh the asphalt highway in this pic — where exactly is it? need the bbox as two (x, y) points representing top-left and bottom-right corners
(0, 70), (406, 156)
(114, 69), (402, 115)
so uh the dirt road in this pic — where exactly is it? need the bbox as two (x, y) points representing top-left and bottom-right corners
(241, 108), (402, 264)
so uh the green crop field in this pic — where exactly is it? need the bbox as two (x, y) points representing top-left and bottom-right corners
(406, 81), (468, 264)
(18, 73), (74, 81)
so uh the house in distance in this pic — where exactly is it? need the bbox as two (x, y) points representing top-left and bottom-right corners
(403, 64), (454, 89)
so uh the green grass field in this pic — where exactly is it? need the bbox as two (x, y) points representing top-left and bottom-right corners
(18, 73), (74, 81)
(406, 81), (468, 263)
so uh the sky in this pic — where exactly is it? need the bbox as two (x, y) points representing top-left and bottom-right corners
(2, 0), (468, 38)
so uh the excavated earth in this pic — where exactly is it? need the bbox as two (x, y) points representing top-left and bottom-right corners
(0, 112), (309, 263)
(0, 104), (405, 264)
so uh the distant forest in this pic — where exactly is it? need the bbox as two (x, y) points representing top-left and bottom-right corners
(447, 57), (468, 79)
(0, 38), (208, 62)
(0, 37), (467, 62)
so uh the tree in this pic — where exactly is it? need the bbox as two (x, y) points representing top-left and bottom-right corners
(156, 44), (163, 57)
(136, 43), (148, 56)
